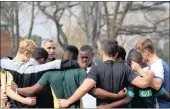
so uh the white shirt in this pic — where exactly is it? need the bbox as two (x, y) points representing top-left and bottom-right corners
(143, 66), (149, 71)
(149, 59), (164, 80)
(82, 67), (96, 108)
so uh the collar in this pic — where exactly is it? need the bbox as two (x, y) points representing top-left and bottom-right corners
(28, 58), (39, 65)
(104, 60), (115, 64)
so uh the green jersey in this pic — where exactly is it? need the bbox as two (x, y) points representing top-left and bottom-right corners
(38, 68), (87, 108)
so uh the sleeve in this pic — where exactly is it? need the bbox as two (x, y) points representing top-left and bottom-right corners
(150, 61), (164, 80)
(37, 72), (49, 87)
(86, 65), (99, 82)
(60, 59), (78, 69)
(155, 87), (166, 97)
(78, 69), (87, 85)
(125, 65), (138, 83)
(127, 84), (135, 98)
(1, 57), (78, 74)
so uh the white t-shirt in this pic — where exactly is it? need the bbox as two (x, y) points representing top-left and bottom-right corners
(143, 66), (149, 71)
(82, 67), (96, 108)
(149, 59), (164, 80)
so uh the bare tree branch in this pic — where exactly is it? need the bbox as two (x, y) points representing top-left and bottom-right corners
(28, 2), (35, 39)
(129, 1), (168, 11)
(37, 2), (55, 20)
(111, 2), (120, 38)
(155, 17), (169, 25)
(66, 5), (87, 32)
(58, 9), (65, 21)
(112, 1), (133, 39)
(103, 2), (110, 38)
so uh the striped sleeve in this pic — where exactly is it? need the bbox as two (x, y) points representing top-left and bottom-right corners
(127, 84), (135, 98)
(155, 87), (166, 97)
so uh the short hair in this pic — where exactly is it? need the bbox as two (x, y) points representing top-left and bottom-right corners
(32, 47), (48, 61)
(117, 46), (126, 61)
(127, 49), (143, 67)
(64, 45), (79, 60)
(80, 45), (93, 53)
(135, 38), (154, 53)
(101, 39), (119, 57)
(41, 39), (54, 47)
(127, 48), (134, 62)
(18, 39), (38, 55)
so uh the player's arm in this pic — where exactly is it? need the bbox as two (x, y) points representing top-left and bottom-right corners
(1, 87), (8, 105)
(97, 84), (134, 108)
(125, 64), (154, 89)
(3, 71), (36, 105)
(0, 57), (85, 74)
(97, 96), (132, 108)
(159, 92), (170, 101)
(156, 87), (170, 102)
(67, 78), (96, 106)
(11, 83), (44, 97)
(150, 78), (163, 90)
(59, 66), (104, 108)
(77, 69), (126, 100)
(89, 88), (127, 100)
(130, 61), (155, 88)
(131, 70), (154, 88)
(6, 86), (36, 105)
(11, 72), (49, 96)
(131, 61), (163, 90)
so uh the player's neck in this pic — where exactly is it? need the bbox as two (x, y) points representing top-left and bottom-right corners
(148, 53), (159, 65)
(88, 61), (95, 67)
(103, 55), (116, 62)
(13, 53), (25, 62)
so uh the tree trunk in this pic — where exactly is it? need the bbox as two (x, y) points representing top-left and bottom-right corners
(10, 14), (16, 57)
(112, 2), (132, 39)
(58, 24), (68, 46)
(103, 2), (110, 38)
(28, 2), (35, 39)
(15, 2), (19, 55)
(110, 2), (120, 39)
(54, 21), (68, 49)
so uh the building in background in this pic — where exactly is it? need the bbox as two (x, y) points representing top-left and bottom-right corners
(0, 21), (22, 58)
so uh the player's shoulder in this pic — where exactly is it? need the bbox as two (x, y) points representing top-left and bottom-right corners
(151, 59), (162, 66)
(66, 68), (86, 73)
(150, 59), (163, 70)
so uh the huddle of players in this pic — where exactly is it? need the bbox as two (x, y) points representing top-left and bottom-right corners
(1, 38), (170, 108)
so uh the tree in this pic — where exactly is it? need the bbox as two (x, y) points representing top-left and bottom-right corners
(26, 35), (42, 46)
(118, 1), (169, 37)
(28, 2), (35, 39)
(103, 1), (133, 39)
(0, 2), (20, 56)
(67, 2), (104, 53)
(36, 2), (78, 49)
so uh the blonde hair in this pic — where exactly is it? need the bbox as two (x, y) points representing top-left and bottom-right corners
(135, 38), (155, 53)
(18, 39), (38, 55)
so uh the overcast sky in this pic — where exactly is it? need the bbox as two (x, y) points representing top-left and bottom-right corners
(18, 3), (80, 40)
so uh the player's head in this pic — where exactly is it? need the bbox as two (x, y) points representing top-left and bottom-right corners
(17, 39), (38, 62)
(101, 39), (119, 59)
(79, 45), (94, 67)
(127, 49), (143, 67)
(63, 45), (79, 60)
(32, 47), (49, 64)
(135, 38), (155, 63)
(116, 46), (126, 62)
